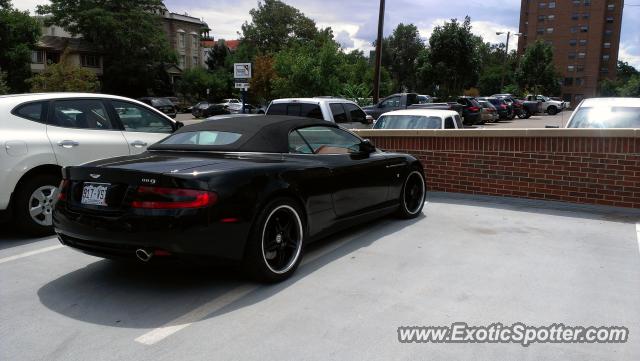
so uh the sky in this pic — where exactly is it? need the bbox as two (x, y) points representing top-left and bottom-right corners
(14, 0), (640, 68)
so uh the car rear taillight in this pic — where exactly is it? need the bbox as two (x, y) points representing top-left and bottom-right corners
(500, 104), (508, 110)
(131, 186), (217, 209)
(469, 106), (480, 112)
(57, 179), (70, 200)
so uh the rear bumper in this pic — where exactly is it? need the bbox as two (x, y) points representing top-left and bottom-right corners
(53, 203), (251, 262)
(463, 113), (482, 124)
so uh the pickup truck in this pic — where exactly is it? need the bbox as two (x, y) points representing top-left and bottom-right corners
(525, 95), (565, 115)
(362, 93), (463, 120)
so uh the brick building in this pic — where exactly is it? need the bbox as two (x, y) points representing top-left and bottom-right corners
(517, 0), (624, 105)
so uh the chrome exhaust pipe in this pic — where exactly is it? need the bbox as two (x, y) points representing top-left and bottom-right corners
(136, 249), (153, 262)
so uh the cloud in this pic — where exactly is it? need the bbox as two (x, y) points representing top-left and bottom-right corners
(334, 30), (354, 49)
(619, 41), (640, 69)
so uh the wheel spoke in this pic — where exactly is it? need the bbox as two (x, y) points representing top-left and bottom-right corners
(29, 205), (44, 217)
(33, 191), (46, 202)
(43, 212), (52, 226)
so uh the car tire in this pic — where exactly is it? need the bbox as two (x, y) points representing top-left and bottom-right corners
(547, 106), (558, 116)
(397, 169), (426, 219)
(520, 109), (531, 119)
(244, 197), (306, 283)
(14, 173), (61, 236)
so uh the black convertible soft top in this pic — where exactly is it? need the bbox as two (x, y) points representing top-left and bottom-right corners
(148, 115), (338, 153)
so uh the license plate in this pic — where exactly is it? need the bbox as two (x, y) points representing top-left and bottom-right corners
(81, 183), (110, 206)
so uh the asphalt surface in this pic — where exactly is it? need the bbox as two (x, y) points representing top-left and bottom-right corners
(1, 193), (639, 361)
(177, 111), (573, 129)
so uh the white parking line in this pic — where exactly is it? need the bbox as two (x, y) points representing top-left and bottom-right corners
(0, 244), (64, 265)
(135, 284), (256, 345)
(134, 227), (372, 345)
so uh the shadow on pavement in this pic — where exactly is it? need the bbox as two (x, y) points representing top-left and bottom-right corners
(0, 223), (54, 250)
(36, 214), (424, 329)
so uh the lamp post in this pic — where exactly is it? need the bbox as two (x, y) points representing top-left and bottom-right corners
(496, 31), (522, 92)
(372, 0), (385, 104)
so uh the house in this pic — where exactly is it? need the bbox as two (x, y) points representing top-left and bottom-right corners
(30, 24), (104, 78)
(158, 6), (210, 72)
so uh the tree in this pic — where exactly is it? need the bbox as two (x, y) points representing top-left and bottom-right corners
(272, 40), (343, 98)
(175, 67), (231, 102)
(250, 54), (277, 104)
(29, 51), (100, 92)
(384, 24), (424, 92)
(515, 40), (560, 95)
(37, 0), (175, 97)
(600, 61), (640, 96)
(0, 0), (41, 93)
(205, 40), (230, 71)
(428, 17), (481, 98)
(0, 71), (9, 94)
(241, 0), (320, 54)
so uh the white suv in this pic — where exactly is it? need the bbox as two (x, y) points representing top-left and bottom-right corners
(266, 97), (373, 129)
(0, 93), (181, 235)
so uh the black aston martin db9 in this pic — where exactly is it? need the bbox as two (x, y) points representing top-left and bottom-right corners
(53, 116), (426, 282)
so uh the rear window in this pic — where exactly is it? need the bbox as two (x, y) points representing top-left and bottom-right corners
(160, 131), (242, 146)
(151, 98), (173, 107)
(374, 115), (442, 129)
(13, 102), (45, 123)
(568, 107), (640, 128)
(267, 103), (323, 119)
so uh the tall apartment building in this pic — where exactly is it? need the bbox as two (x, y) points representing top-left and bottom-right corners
(517, 0), (624, 105)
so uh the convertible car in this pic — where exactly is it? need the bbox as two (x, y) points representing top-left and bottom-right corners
(53, 116), (426, 282)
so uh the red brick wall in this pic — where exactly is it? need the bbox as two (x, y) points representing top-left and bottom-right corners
(356, 130), (640, 208)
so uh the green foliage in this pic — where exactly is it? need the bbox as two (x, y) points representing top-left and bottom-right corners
(205, 40), (230, 71)
(0, 0), (41, 93)
(428, 17), (481, 98)
(515, 40), (560, 96)
(175, 68), (232, 102)
(28, 52), (100, 92)
(250, 54), (277, 104)
(384, 23), (424, 91)
(241, 0), (320, 54)
(272, 40), (342, 97)
(341, 83), (372, 106)
(618, 75), (640, 97)
(599, 61), (640, 97)
(37, 0), (175, 97)
(0, 71), (9, 94)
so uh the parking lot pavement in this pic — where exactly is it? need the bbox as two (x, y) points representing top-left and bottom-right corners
(475, 111), (572, 129)
(1, 193), (639, 360)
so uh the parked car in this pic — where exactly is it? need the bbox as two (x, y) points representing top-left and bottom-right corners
(565, 97), (640, 128)
(525, 95), (565, 115)
(220, 99), (242, 107)
(206, 114), (263, 121)
(456, 96), (483, 125)
(373, 109), (463, 129)
(494, 94), (542, 119)
(477, 100), (499, 123)
(227, 103), (258, 114)
(192, 101), (229, 118)
(417, 95), (433, 104)
(138, 97), (177, 119)
(478, 97), (510, 120)
(164, 97), (190, 113)
(0, 93), (182, 235)
(362, 93), (463, 120)
(53, 116), (426, 282)
(266, 97), (373, 129)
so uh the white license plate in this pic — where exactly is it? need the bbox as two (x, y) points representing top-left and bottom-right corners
(81, 183), (110, 206)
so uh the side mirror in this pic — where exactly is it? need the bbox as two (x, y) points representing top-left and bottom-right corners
(364, 115), (374, 124)
(175, 121), (184, 130)
(359, 139), (376, 154)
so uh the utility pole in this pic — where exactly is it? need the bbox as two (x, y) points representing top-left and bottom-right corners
(497, 31), (521, 92)
(372, 0), (385, 104)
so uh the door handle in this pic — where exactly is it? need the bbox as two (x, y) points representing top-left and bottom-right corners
(57, 140), (79, 148)
(130, 141), (148, 148)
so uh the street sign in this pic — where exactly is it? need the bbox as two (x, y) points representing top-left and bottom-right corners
(235, 83), (250, 89)
(234, 63), (252, 79)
